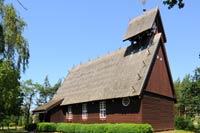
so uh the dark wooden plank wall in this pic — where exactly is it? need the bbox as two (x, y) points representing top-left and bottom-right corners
(143, 44), (175, 131)
(146, 45), (174, 98)
(48, 97), (142, 124)
(142, 94), (174, 131)
(50, 106), (65, 122)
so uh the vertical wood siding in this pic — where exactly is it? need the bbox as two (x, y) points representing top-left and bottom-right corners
(146, 45), (174, 98)
(50, 106), (65, 122)
(142, 94), (174, 131)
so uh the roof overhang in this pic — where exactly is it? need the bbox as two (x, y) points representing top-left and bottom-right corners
(32, 99), (63, 114)
(123, 7), (166, 43)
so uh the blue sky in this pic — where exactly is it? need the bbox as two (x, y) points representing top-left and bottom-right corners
(8, 0), (200, 85)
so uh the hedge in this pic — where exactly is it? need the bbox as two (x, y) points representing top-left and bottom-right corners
(37, 123), (153, 133)
(37, 122), (57, 132)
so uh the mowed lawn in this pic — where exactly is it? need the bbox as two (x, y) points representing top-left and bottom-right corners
(0, 129), (28, 133)
(156, 130), (194, 133)
(0, 127), (28, 133)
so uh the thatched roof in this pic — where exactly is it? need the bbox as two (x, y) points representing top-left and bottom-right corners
(53, 33), (162, 106)
(123, 7), (166, 43)
(33, 99), (63, 113)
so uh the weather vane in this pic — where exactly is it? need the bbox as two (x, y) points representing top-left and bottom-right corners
(140, 0), (146, 12)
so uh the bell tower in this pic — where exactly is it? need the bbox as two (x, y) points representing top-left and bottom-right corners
(123, 7), (166, 54)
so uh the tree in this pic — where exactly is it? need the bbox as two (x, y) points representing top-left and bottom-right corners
(163, 0), (185, 9)
(175, 68), (200, 118)
(51, 79), (62, 97)
(36, 76), (62, 106)
(0, 61), (21, 121)
(0, 1), (29, 72)
(174, 78), (182, 115)
(20, 77), (62, 124)
(0, 0), (29, 125)
(36, 76), (51, 106)
(21, 80), (37, 124)
(175, 75), (191, 116)
(188, 68), (200, 117)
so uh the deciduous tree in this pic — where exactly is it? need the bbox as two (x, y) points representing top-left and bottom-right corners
(21, 80), (36, 124)
(0, 0), (29, 124)
(0, 0), (29, 72)
(0, 61), (21, 121)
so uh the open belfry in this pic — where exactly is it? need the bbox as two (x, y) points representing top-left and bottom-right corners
(33, 7), (176, 131)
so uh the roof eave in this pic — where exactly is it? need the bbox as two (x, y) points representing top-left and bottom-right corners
(32, 99), (63, 113)
(32, 110), (48, 114)
(122, 29), (152, 42)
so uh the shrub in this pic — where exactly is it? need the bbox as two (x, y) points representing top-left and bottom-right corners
(25, 123), (37, 131)
(37, 122), (57, 132)
(175, 116), (195, 131)
(175, 116), (187, 130)
(185, 119), (195, 131)
(37, 122), (153, 133)
(57, 123), (79, 133)
(106, 124), (153, 133)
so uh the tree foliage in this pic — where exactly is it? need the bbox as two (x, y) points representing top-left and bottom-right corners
(0, 61), (21, 121)
(0, 0), (29, 72)
(36, 76), (62, 106)
(20, 76), (62, 124)
(0, 0), (29, 126)
(175, 67), (200, 118)
(163, 0), (185, 9)
(21, 79), (37, 124)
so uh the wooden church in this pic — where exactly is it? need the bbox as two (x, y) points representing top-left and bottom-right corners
(33, 8), (176, 131)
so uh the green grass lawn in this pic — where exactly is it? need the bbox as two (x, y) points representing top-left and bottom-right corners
(0, 129), (28, 133)
(175, 130), (194, 133)
(0, 127), (28, 133)
(157, 130), (194, 133)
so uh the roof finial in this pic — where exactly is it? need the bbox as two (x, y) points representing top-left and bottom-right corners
(140, 0), (146, 12)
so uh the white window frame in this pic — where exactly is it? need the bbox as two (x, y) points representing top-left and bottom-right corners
(99, 101), (106, 120)
(67, 105), (73, 120)
(82, 103), (88, 120)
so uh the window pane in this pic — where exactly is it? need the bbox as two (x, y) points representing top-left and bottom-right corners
(99, 101), (106, 119)
(82, 103), (88, 120)
(68, 105), (73, 120)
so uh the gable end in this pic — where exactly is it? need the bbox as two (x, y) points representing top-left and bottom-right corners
(144, 43), (175, 99)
